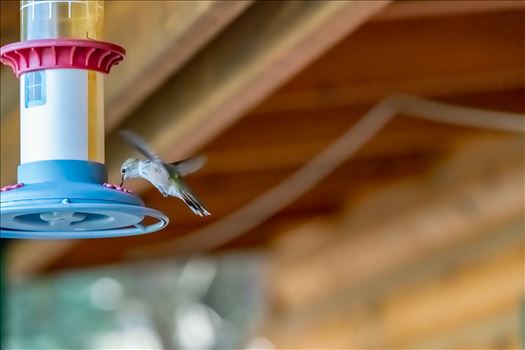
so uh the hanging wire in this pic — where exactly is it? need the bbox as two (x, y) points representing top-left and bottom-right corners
(134, 93), (525, 257)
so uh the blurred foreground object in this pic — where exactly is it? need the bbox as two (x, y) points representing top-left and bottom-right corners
(6, 254), (265, 349)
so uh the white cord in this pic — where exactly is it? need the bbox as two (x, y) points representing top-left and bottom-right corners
(136, 94), (525, 257)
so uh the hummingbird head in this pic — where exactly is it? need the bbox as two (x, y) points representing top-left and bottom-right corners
(120, 158), (140, 186)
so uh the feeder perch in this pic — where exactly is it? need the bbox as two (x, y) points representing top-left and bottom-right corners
(0, 0), (168, 238)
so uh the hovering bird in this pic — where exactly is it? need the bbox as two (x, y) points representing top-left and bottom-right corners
(119, 130), (210, 217)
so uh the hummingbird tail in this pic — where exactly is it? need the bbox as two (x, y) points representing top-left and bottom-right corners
(180, 188), (211, 217)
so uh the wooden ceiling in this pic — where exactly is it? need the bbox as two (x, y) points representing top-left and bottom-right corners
(2, 1), (523, 348)
(2, 0), (524, 271)
(28, 2), (522, 271)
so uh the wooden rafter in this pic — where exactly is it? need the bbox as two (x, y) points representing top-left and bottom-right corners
(265, 223), (523, 348)
(270, 137), (524, 312)
(375, 0), (525, 21)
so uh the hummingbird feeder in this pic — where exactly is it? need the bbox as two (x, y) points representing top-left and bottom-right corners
(0, 0), (168, 238)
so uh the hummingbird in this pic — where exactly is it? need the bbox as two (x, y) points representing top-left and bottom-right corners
(119, 130), (211, 217)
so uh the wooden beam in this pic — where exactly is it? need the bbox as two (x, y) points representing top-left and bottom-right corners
(378, 233), (522, 347)
(0, 0), (20, 117)
(105, 0), (391, 185)
(270, 137), (524, 312)
(265, 228), (523, 348)
(375, 0), (525, 21)
(103, 0), (252, 131)
(256, 10), (525, 114)
(0, 0), (19, 46)
(0, 69), (17, 118)
(196, 122), (511, 177)
(0, 1), (20, 161)
(409, 308), (521, 349)
(1, 0), (251, 186)
(256, 71), (524, 115)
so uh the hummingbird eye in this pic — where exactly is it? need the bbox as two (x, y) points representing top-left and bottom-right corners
(121, 169), (126, 174)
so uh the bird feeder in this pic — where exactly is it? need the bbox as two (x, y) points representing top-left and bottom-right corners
(0, 0), (168, 238)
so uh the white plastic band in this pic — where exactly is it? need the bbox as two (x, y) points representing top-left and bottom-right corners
(20, 69), (88, 163)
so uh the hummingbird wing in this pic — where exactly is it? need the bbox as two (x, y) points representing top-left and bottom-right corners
(119, 129), (170, 176)
(169, 156), (206, 177)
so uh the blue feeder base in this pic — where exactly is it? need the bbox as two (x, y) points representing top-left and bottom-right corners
(0, 160), (169, 239)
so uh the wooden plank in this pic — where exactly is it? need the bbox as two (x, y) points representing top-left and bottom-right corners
(256, 70), (524, 115)
(0, 0), (20, 115)
(375, 0), (525, 21)
(0, 70), (18, 118)
(196, 119), (514, 176)
(104, 0), (391, 185)
(104, 0), (252, 131)
(270, 137), (524, 312)
(408, 309), (521, 349)
(0, 0), (251, 186)
(265, 228), (523, 348)
(0, 0), (19, 46)
(257, 9), (525, 114)
(280, 9), (525, 91)
(379, 241), (522, 347)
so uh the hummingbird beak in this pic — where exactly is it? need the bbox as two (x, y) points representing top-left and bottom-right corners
(120, 175), (125, 187)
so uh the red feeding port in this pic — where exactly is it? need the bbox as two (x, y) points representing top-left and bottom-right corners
(103, 183), (134, 194)
(0, 183), (24, 192)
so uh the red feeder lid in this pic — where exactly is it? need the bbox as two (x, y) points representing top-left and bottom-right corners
(0, 39), (125, 77)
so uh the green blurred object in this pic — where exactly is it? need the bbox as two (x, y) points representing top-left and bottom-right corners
(5, 254), (265, 350)
(0, 240), (6, 349)
(522, 297), (524, 349)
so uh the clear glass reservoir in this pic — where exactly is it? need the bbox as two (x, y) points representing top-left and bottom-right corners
(21, 0), (103, 40)
(19, 0), (105, 164)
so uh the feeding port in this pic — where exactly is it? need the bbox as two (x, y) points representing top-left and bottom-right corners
(0, 0), (168, 238)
